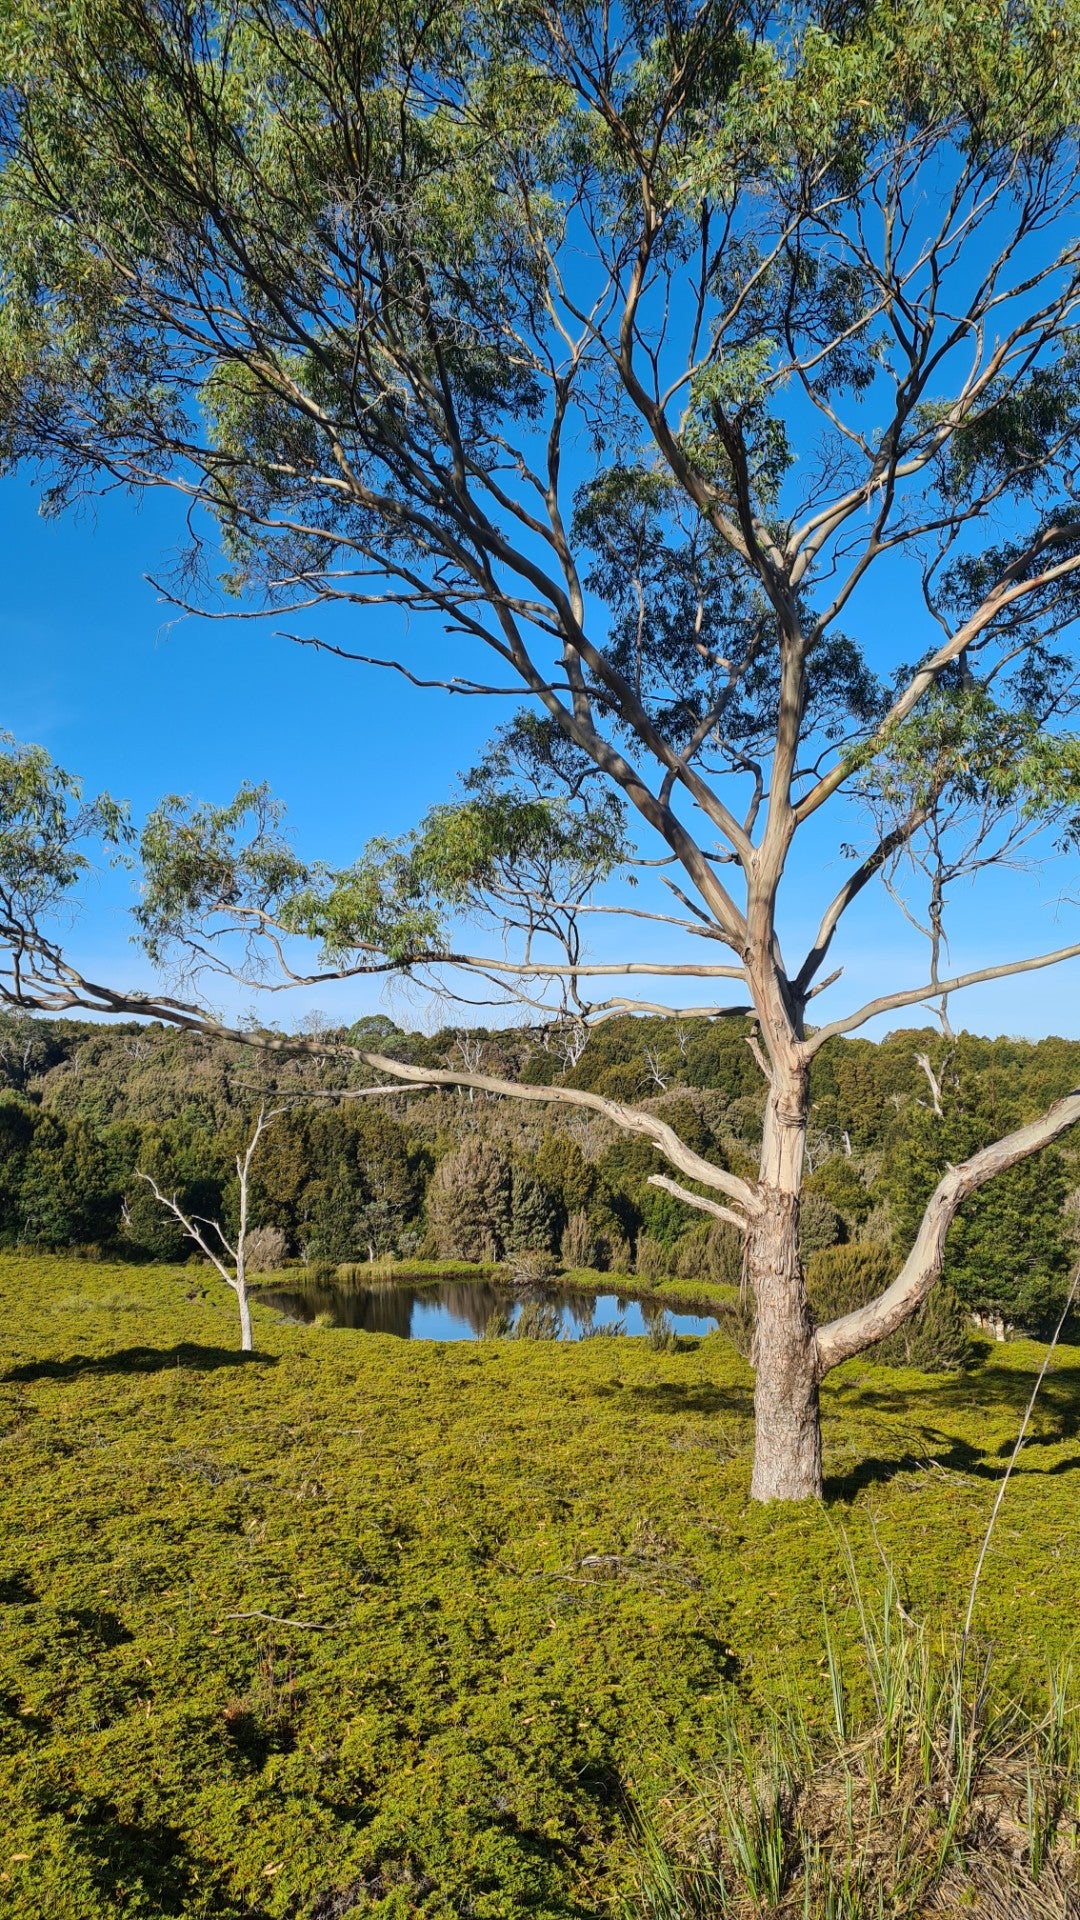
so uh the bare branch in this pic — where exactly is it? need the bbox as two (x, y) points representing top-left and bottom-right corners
(805, 942), (1080, 1051)
(647, 1173), (749, 1232)
(815, 1088), (1080, 1373)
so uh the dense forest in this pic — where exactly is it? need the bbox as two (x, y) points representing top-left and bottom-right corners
(1, 1011), (1077, 1342)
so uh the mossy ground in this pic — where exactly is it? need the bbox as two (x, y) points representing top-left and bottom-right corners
(0, 1256), (1078, 1919)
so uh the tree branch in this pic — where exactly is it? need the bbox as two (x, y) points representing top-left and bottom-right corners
(646, 1173), (749, 1232)
(805, 942), (1080, 1051)
(815, 1088), (1080, 1373)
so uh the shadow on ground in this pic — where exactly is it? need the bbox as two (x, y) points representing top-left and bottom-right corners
(825, 1430), (1080, 1501)
(620, 1379), (754, 1419)
(2, 1344), (277, 1383)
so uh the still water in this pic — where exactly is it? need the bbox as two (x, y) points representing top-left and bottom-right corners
(257, 1276), (718, 1342)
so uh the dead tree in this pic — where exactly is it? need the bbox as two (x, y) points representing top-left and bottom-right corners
(137, 1105), (282, 1353)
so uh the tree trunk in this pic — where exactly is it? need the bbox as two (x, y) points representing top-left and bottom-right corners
(747, 1187), (822, 1500)
(747, 1063), (822, 1501)
(236, 1280), (253, 1353)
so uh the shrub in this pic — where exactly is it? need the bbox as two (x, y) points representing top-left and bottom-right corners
(799, 1193), (844, 1255)
(560, 1209), (596, 1269)
(634, 1236), (669, 1282)
(507, 1248), (560, 1287)
(244, 1225), (287, 1272)
(806, 1243), (893, 1323)
(705, 1219), (743, 1288)
(603, 1234), (633, 1275)
(506, 1168), (558, 1253)
(426, 1138), (511, 1261)
(647, 1309), (677, 1352)
(674, 1225), (710, 1280)
(806, 1243), (973, 1372)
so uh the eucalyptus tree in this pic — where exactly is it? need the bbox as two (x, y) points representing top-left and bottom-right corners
(7, 1), (1080, 1495)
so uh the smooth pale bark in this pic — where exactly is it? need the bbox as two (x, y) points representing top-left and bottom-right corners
(236, 1279), (253, 1354)
(135, 1104), (281, 1355)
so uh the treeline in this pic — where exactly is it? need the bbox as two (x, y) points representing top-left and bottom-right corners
(1, 1011), (1078, 1333)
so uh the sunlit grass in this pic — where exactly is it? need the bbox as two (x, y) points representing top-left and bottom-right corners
(0, 1254), (1077, 1917)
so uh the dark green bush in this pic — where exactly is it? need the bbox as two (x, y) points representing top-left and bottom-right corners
(806, 1244), (973, 1372)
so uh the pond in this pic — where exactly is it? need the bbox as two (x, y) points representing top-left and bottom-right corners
(256, 1275), (719, 1342)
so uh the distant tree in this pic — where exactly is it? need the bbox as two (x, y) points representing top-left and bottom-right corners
(559, 1211), (597, 1271)
(426, 1140), (512, 1262)
(18, 1114), (117, 1249)
(9, 4), (1080, 1495)
(534, 1133), (594, 1225)
(120, 1180), (189, 1263)
(137, 1105), (283, 1352)
(507, 1166), (559, 1255)
(884, 1077), (1074, 1331)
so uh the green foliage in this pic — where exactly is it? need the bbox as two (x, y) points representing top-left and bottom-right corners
(881, 1064), (1075, 1332)
(0, 1253), (1078, 1917)
(510, 1296), (563, 1340)
(119, 1181), (189, 1262)
(804, 1155), (871, 1230)
(631, 1567), (1080, 1917)
(806, 1244), (973, 1371)
(798, 1193), (844, 1256)
(506, 1166), (559, 1254)
(3, 1016), (1078, 1358)
(426, 1137), (512, 1262)
(0, 732), (128, 926)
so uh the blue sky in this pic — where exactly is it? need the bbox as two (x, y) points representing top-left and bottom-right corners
(4, 468), (1080, 1043)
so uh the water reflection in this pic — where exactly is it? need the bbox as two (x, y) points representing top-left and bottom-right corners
(257, 1276), (717, 1342)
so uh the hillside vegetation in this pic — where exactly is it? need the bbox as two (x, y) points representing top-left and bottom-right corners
(2, 1015), (1079, 1339)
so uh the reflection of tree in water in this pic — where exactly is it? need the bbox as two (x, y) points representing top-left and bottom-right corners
(563, 1294), (595, 1333)
(259, 1282), (413, 1337)
(258, 1279), (506, 1338)
(257, 1279), (715, 1341)
(433, 1281), (505, 1336)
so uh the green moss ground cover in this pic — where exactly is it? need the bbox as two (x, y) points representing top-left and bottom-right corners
(0, 1255), (1078, 1919)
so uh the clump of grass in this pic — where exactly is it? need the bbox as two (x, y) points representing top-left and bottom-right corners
(57, 1289), (148, 1314)
(507, 1248), (561, 1286)
(629, 1562), (1080, 1918)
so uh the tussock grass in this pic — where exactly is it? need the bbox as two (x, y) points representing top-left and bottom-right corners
(631, 1558), (1080, 1917)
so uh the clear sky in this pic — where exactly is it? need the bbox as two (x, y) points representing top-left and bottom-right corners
(4, 467), (1080, 1043)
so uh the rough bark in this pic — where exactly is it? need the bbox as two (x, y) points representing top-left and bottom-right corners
(747, 1063), (823, 1501)
(747, 1187), (822, 1500)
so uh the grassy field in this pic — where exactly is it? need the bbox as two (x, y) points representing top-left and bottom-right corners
(0, 1255), (1078, 1918)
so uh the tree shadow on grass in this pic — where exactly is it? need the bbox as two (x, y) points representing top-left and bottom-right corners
(845, 1370), (1078, 1419)
(824, 1429), (1080, 1503)
(619, 1379), (754, 1420)
(2, 1344), (277, 1383)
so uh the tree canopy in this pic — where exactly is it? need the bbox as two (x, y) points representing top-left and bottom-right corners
(6, 0), (1080, 1495)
